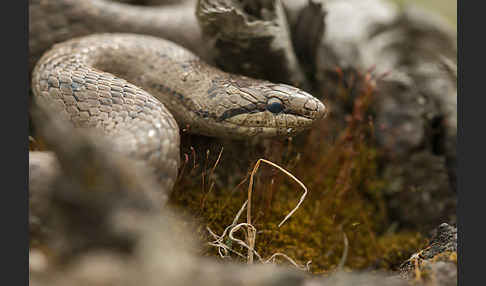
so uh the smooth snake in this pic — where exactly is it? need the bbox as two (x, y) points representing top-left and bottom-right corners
(29, 0), (327, 197)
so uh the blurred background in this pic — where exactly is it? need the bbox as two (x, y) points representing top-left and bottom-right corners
(389, 0), (457, 28)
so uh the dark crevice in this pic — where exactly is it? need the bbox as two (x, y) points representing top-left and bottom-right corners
(429, 115), (446, 156)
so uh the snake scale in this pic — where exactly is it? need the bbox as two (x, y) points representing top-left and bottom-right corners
(29, 0), (327, 197)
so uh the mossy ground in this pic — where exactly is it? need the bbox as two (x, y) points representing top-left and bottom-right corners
(169, 72), (428, 274)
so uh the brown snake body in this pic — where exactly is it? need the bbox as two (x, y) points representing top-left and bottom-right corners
(29, 0), (327, 197)
(29, 0), (204, 69)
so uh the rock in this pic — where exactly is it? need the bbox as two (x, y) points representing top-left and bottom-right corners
(29, 101), (165, 262)
(312, 0), (457, 230)
(383, 151), (456, 231)
(399, 223), (457, 284)
(197, 0), (309, 87)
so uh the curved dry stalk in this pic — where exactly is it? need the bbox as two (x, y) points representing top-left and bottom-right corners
(228, 222), (263, 263)
(232, 199), (248, 225)
(209, 146), (224, 177)
(337, 231), (349, 270)
(208, 240), (246, 259)
(206, 200), (249, 259)
(208, 158), (309, 267)
(265, 252), (312, 272)
(247, 159), (308, 228)
(207, 200), (248, 242)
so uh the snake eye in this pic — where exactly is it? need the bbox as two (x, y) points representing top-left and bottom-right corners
(266, 98), (284, 114)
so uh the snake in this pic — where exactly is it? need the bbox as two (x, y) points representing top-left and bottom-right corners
(29, 0), (327, 197)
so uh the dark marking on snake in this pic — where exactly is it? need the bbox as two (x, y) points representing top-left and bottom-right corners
(217, 103), (266, 122)
(151, 83), (184, 101)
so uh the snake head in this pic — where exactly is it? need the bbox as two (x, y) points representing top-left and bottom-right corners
(207, 78), (327, 138)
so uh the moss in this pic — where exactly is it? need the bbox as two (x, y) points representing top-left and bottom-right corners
(169, 72), (427, 273)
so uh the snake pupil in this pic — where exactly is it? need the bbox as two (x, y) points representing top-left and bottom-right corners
(266, 98), (284, 114)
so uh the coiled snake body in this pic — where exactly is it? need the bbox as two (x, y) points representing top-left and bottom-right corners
(30, 0), (327, 197)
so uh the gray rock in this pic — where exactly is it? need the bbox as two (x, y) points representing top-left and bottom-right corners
(312, 0), (457, 230)
(399, 223), (457, 284)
